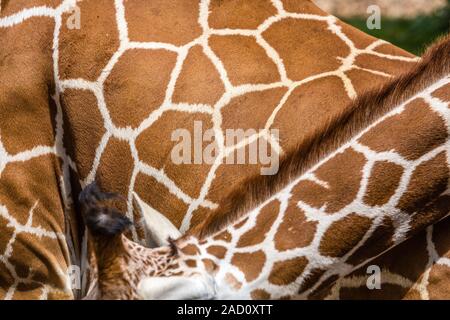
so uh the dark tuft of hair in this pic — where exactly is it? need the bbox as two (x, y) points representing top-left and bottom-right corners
(79, 182), (132, 237)
(167, 237), (179, 256)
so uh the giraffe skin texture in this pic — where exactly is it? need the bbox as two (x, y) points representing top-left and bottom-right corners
(85, 35), (450, 300)
(0, 0), (445, 299)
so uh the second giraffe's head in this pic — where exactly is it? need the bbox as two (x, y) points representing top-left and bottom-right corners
(79, 183), (220, 300)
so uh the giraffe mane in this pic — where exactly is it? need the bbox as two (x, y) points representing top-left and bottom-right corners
(0, 0), (9, 12)
(189, 34), (450, 240)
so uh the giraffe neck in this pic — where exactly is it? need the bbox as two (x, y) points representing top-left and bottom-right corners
(93, 235), (178, 299)
(176, 37), (450, 299)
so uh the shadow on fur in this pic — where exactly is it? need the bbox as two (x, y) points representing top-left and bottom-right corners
(79, 182), (131, 237)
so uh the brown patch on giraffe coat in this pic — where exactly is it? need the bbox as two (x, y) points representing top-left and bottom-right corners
(0, 219), (69, 291)
(234, 217), (249, 230)
(0, 18), (56, 155)
(363, 161), (404, 206)
(125, 0), (202, 46)
(397, 152), (449, 214)
(346, 216), (395, 266)
(209, 0), (276, 29)
(104, 49), (177, 128)
(359, 99), (448, 161)
(433, 217), (450, 257)
(281, 0), (328, 15)
(0, 215), (15, 257)
(273, 77), (351, 148)
(427, 264), (450, 300)
(308, 275), (340, 300)
(207, 137), (274, 203)
(47, 290), (74, 300)
(136, 111), (214, 198)
(297, 268), (326, 294)
(134, 173), (188, 230)
(374, 43), (417, 58)
(96, 138), (133, 211)
(231, 250), (266, 282)
(345, 69), (390, 97)
(262, 18), (349, 81)
(209, 35), (280, 85)
(340, 283), (410, 300)
(135, 111), (213, 163)
(0, 262), (15, 299)
(61, 89), (105, 180)
(288, 180), (329, 211)
(251, 289), (271, 300)
(354, 54), (416, 78)
(207, 245), (227, 259)
(403, 288), (422, 300)
(0, 187), (72, 296)
(311, 148), (366, 213)
(189, 207), (214, 230)
(163, 127), (216, 199)
(274, 195), (317, 251)
(173, 45), (225, 106)
(58, 0), (119, 81)
(185, 260), (197, 268)
(8, 232), (68, 289)
(336, 22), (378, 50)
(203, 259), (218, 274)
(66, 166), (83, 255)
(213, 230), (232, 243)
(407, 195), (450, 239)
(432, 83), (450, 105)
(0, 1), (61, 15)
(12, 284), (64, 300)
(0, 156), (64, 228)
(221, 87), (288, 131)
(370, 228), (429, 281)
(225, 273), (242, 290)
(180, 244), (200, 256)
(268, 256), (308, 286)
(319, 213), (373, 258)
(237, 200), (279, 248)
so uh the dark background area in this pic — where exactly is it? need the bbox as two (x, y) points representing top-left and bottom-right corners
(345, 1), (450, 55)
(316, 0), (450, 55)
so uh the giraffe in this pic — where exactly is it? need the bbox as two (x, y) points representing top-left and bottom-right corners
(326, 220), (450, 299)
(0, 0), (447, 299)
(82, 35), (450, 300)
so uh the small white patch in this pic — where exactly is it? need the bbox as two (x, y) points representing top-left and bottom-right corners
(133, 192), (182, 247)
(138, 275), (215, 300)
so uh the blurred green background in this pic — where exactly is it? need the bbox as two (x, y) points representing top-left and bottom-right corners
(342, 0), (450, 55)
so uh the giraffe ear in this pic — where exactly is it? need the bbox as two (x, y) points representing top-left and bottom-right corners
(138, 276), (215, 300)
(132, 192), (181, 247)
